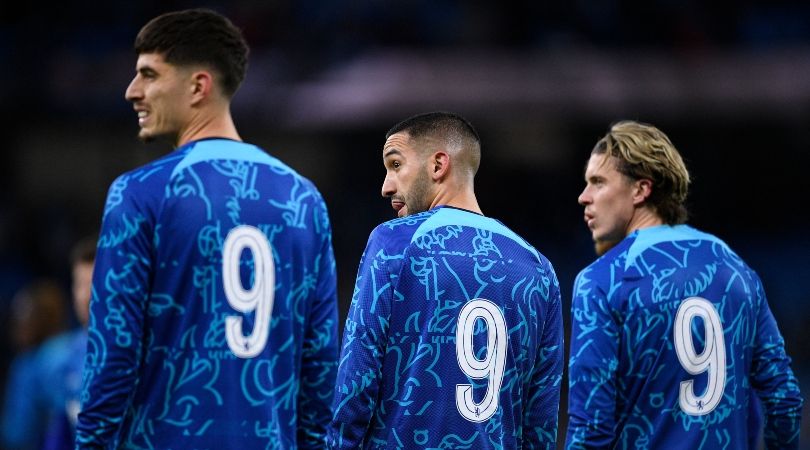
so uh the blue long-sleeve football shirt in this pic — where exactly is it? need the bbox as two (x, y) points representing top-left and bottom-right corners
(329, 206), (564, 449)
(566, 225), (802, 449)
(76, 138), (338, 449)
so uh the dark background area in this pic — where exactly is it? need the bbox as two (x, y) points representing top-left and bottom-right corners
(1, 1), (808, 448)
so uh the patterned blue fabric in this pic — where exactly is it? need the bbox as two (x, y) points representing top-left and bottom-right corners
(329, 206), (564, 449)
(76, 139), (338, 449)
(566, 225), (803, 449)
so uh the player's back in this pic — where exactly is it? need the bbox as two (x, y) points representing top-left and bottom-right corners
(567, 224), (801, 449)
(79, 139), (338, 448)
(333, 206), (563, 449)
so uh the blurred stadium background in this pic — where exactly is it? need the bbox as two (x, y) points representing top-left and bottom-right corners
(1, 1), (808, 448)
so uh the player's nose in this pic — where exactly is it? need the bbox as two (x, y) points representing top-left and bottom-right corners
(125, 77), (142, 102)
(577, 186), (591, 206)
(381, 174), (395, 198)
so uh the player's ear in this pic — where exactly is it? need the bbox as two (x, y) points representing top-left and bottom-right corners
(431, 151), (450, 181)
(189, 70), (213, 105)
(633, 178), (653, 205)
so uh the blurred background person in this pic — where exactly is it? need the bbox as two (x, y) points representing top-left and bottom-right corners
(35, 236), (96, 450)
(0, 280), (69, 450)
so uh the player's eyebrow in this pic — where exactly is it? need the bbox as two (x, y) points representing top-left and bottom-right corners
(383, 148), (402, 158)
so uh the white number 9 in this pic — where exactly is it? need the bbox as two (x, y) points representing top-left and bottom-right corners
(673, 296), (726, 415)
(222, 225), (275, 358)
(455, 299), (508, 422)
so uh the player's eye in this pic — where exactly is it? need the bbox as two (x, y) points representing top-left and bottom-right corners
(138, 68), (157, 79)
(391, 160), (401, 169)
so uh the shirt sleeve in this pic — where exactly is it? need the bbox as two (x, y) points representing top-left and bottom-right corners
(327, 228), (394, 449)
(523, 261), (564, 449)
(749, 274), (803, 449)
(565, 268), (621, 449)
(76, 174), (153, 448)
(297, 198), (339, 448)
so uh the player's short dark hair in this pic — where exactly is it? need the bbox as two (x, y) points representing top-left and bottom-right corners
(386, 111), (480, 142)
(386, 111), (481, 174)
(134, 8), (249, 97)
(593, 120), (690, 225)
(70, 235), (97, 267)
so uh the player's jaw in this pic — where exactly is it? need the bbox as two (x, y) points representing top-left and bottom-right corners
(389, 189), (430, 218)
(583, 210), (625, 255)
(398, 171), (433, 217)
(131, 103), (179, 143)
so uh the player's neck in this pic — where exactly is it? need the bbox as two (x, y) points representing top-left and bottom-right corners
(176, 107), (241, 147)
(626, 206), (663, 235)
(430, 183), (482, 215)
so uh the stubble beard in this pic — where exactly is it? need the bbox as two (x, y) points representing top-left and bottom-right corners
(403, 168), (433, 217)
(138, 132), (156, 143)
(594, 238), (620, 256)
